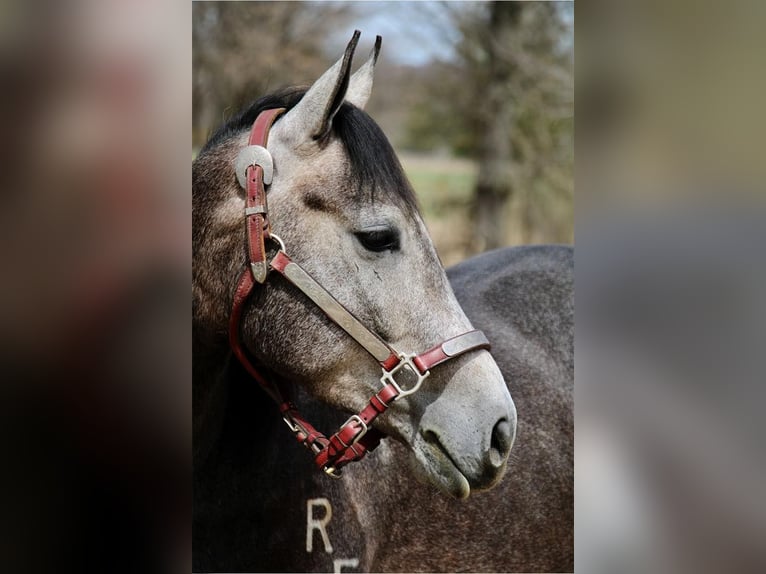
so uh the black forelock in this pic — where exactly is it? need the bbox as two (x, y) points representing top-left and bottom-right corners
(199, 87), (418, 214)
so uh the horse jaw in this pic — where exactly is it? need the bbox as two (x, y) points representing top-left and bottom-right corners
(409, 434), (472, 499)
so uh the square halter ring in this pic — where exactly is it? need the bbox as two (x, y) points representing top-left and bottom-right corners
(380, 353), (430, 398)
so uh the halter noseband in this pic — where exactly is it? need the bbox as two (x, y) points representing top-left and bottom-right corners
(228, 108), (491, 477)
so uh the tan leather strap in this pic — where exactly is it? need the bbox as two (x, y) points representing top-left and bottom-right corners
(271, 251), (400, 369)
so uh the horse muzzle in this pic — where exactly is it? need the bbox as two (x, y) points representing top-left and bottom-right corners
(412, 365), (516, 497)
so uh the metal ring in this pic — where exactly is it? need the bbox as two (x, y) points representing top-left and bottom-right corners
(268, 233), (286, 252)
(324, 466), (342, 479)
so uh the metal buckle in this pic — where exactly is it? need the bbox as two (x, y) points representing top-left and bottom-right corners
(380, 353), (430, 398)
(338, 415), (368, 448)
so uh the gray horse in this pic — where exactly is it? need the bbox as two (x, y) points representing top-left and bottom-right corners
(193, 33), (572, 572)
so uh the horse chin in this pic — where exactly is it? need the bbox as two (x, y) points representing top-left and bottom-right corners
(409, 439), (472, 499)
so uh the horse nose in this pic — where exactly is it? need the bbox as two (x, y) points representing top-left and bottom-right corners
(488, 415), (516, 468)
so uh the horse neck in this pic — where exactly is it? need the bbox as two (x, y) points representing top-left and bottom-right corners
(194, 316), (290, 467)
(193, 325), (231, 467)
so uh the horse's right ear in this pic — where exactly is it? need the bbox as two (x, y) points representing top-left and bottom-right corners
(277, 30), (360, 147)
(346, 36), (381, 110)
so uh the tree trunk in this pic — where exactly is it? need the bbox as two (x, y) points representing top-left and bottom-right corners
(472, 2), (521, 251)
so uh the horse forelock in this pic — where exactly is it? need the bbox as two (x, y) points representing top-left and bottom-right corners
(197, 87), (418, 217)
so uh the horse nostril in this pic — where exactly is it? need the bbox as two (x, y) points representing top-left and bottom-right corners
(489, 418), (513, 468)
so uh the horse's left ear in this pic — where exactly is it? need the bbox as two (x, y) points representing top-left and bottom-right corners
(278, 30), (360, 145)
(346, 36), (382, 110)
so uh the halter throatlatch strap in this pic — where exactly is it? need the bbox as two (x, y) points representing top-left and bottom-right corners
(228, 108), (492, 477)
(229, 270), (284, 404)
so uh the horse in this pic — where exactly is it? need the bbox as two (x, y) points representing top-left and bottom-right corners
(193, 32), (572, 572)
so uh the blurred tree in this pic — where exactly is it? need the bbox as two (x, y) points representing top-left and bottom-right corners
(405, 2), (573, 248)
(192, 2), (353, 148)
(474, 2), (522, 250)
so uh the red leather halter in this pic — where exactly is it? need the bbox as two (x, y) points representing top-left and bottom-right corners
(228, 108), (491, 477)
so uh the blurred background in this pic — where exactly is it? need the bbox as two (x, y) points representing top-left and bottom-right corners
(577, 0), (766, 572)
(193, 1), (574, 264)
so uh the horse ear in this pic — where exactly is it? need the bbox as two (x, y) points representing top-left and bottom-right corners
(346, 36), (382, 110)
(278, 30), (360, 144)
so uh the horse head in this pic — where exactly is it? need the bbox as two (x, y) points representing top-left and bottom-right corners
(193, 32), (516, 498)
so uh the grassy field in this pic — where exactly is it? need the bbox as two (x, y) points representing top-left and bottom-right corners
(399, 153), (478, 266)
(401, 152), (574, 264)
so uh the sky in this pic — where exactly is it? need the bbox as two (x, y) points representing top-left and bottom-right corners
(319, 1), (464, 66)
(320, 1), (573, 67)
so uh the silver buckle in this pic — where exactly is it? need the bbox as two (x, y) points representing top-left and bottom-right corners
(338, 415), (368, 448)
(380, 353), (430, 398)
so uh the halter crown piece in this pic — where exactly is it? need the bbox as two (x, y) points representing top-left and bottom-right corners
(228, 109), (491, 477)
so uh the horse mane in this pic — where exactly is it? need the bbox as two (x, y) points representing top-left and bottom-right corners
(198, 87), (418, 213)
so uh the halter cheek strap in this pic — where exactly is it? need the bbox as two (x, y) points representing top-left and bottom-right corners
(236, 108), (284, 283)
(270, 251), (398, 367)
(228, 109), (491, 477)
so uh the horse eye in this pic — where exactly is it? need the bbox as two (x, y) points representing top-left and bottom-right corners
(354, 228), (400, 253)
